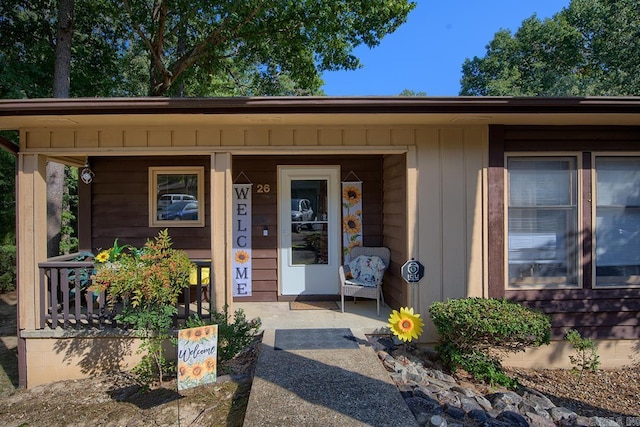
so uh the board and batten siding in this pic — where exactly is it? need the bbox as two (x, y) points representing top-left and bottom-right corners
(413, 127), (488, 342)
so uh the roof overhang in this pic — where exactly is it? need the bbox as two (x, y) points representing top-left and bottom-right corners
(1, 96), (639, 129)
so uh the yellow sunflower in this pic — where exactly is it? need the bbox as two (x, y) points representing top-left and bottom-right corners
(193, 327), (205, 341)
(190, 363), (206, 381)
(235, 250), (250, 264)
(95, 250), (110, 263)
(343, 214), (361, 235)
(177, 362), (189, 380)
(347, 240), (362, 252)
(388, 307), (424, 343)
(179, 328), (194, 342)
(203, 325), (217, 340)
(204, 356), (217, 373)
(342, 186), (362, 206)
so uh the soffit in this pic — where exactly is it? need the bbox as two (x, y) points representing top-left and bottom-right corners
(1, 97), (639, 129)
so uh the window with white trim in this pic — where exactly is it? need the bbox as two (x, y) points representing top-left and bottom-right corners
(595, 157), (640, 287)
(506, 154), (640, 289)
(507, 157), (579, 288)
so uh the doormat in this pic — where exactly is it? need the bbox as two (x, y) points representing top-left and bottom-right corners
(274, 328), (359, 350)
(289, 301), (340, 311)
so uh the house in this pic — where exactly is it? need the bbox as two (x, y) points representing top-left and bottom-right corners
(1, 96), (639, 387)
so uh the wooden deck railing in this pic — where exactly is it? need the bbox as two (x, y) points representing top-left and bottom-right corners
(38, 254), (214, 330)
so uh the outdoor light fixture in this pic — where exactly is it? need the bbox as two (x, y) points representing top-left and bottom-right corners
(81, 162), (94, 184)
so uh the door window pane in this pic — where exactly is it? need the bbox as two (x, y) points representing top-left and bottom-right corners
(507, 158), (578, 287)
(290, 179), (329, 265)
(595, 157), (640, 286)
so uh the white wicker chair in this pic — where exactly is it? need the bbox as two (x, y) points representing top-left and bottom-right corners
(339, 246), (390, 316)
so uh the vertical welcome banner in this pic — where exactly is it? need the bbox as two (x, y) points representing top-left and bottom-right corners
(177, 325), (218, 391)
(342, 181), (363, 264)
(233, 184), (252, 296)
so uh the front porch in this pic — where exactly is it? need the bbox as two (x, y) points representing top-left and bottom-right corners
(235, 299), (392, 332)
(36, 253), (392, 333)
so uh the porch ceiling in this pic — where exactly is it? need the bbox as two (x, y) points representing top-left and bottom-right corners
(1, 96), (640, 130)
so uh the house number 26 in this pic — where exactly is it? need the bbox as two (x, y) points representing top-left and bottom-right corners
(257, 184), (271, 193)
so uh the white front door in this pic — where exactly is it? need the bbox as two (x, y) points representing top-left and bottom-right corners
(279, 166), (340, 295)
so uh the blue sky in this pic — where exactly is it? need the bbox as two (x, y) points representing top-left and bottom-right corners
(321, 1), (571, 96)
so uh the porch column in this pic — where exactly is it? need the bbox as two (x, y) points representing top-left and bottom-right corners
(210, 152), (233, 313)
(16, 153), (48, 330)
(406, 146), (419, 309)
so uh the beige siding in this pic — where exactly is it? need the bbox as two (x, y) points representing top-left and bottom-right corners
(25, 337), (143, 388)
(23, 126), (421, 151)
(17, 154), (48, 330)
(413, 127), (487, 342)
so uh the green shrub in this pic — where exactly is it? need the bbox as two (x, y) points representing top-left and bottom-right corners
(565, 329), (600, 373)
(185, 305), (261, 363)
(0, 243), (16, 293)
(430, 298), (551, 387)
(91, 230), (193, 386)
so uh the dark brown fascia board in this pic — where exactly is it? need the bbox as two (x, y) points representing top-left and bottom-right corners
(1, 96), (640, 117)
(0, 135), (18, 155)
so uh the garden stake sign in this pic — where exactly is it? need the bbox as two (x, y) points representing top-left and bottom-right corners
(177, 325), (218, 391)
(388, 307), (424, 343)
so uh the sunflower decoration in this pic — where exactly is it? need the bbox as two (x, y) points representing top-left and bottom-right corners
(235, 250), (250, 264)
(189, 363), (206, 381)
(204, 356), (217, 373)
(94, 250), (110, 263)
(343, 214), (362, 235)
(342, 185), (362, 207)
(388, 307), (424, 343)
(177, 362), (189, 380)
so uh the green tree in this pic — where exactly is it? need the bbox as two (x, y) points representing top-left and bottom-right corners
(399, 89), (426, 96)
(2, 1), (416, 97)
(460, 0), (640, 96)
(119, 0), (416, 96)
(0, 0), (141, 98)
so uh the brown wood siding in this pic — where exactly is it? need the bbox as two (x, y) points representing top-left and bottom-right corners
(382, 154), (407, 309)
(232, 155), (385, 302)
(492, 125), (640, 340)
(90, 156), (211, 254)
(506, 289), (640, 339)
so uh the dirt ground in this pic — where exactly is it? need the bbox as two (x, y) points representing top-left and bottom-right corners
(0, 290), (257, 426)
(1, 290), (639, 426)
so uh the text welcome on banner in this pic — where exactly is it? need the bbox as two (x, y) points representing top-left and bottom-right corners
(233, 184), (252, 296)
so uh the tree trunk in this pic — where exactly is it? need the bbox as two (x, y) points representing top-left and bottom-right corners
(49, 0), (74, 257)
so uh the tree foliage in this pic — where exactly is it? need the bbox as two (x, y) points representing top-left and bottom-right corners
(121, 0), (416, 96)
(460, 0), (640, 96)
(0, 0), (142, 98)
(1, 0), (415, 98)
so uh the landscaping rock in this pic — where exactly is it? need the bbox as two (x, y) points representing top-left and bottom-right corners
(549, 406), (577, 423)
(370, 336), (628, 427)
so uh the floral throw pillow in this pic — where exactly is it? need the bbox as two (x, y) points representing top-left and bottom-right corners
(347, 255), (386, 287)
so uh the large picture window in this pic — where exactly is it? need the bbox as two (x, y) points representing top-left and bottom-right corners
(507, 157), (579, 288)
(595, 157), (640, 286)
(149, 166), (205, 227)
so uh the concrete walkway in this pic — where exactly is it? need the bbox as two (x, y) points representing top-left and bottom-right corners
(241, 301), (418, 426)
